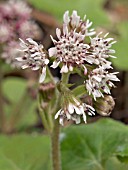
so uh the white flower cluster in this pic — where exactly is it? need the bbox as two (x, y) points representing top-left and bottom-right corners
(16, 10), (119, 125)
(17, 38), (49, 83)
(86, 67), (119, 100)
(55, 97), (95, 126)
(63, 10), (95, 36)
(48, 11), (95, 74)
(49, 28), (89, 74)
(86, 32), (116, 69)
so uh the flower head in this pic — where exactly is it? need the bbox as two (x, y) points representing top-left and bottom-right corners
(86, 32), (116, 69)
(16, 38), (49, 83)
(1, 41), (23, 67)
(55, 94), (95, 126)
(63, 10), (95, 36)
(49, 27), (89, 74)
(0, 0), (31, 20)
(0, 23), (12, 43)
(48, 10), (96, 74)
(0, 0), (41, 66)
(86, 67), (120, 100)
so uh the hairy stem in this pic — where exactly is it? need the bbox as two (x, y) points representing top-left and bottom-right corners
(51, 73), (69, 170)
(51, 119), (61, 170)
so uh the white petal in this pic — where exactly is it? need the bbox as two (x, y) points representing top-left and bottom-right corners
(66, 112), (71, 120)
(105, 38), (114, 42)
(83, 113), (87, 123)
(32, 66), (40, 70)
(83, 66), (87, 75)
(51, 61), (60, 68)
(44, 59), (49, 65)
(56, 28), (61, 39)
(86, 20), (92, 28)
(93, 76), (102, 82)
(85, 31), (96, 36)
(48, 47), (57, 57)
(69, 65), (73, 72)
(50, 35), (57, 44)
(63, 11), (70, 24)
(73, 98), (80, 106)
(59, 117), (64, 126)
(22, 65), (28, 69)
(63, 24), (68, 36)
(26, 38), (38, 46)
(55, 109), (62, 119)
(60, 64), (68, 73)
(16, 57), (24, 61)
(104, 32), (109, 38)
(39, 67), (46, 83)
(71, 10), (80, 27)
(31, 52), (41, 57)
(77, 34), (85, 41)
(74, 106), (81, 115)
(79, 105), (85, 115)
(110, 41), (117, 45)
(19, 38), (27, 48)
(88, 112), (93, 116)
(86, 104), (95, 111)
(72, 116), (80, 124)
(68, 103), (74, 114)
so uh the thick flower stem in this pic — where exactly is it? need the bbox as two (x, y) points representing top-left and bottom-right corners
(51, 119), (61, 170)
(50, 73), (69, 170)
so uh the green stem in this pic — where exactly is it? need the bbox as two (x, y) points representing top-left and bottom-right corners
(51, 73), (69, 170)
(47, 106), (54, 132)
(51, 119), (61, 170)
(38, 66), (55, 133)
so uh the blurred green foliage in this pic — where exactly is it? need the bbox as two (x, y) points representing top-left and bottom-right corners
(29, 0), (109, 26)
(0, 135), (51, 170)
(3, 78), (26, 103)
(112, 22), (128, 70)
(2, 78), (37, 131)
(0, 119), (128, 170)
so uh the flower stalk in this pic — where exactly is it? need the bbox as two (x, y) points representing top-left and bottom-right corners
(51, 73), (69, 170)
(51, 119), (61, 170)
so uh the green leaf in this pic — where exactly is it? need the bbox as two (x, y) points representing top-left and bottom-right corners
(112, 22), (128, 70)
(28, 0), (109, 26)
(2, 78), (26, 103)
(1, 119), (128, 170)
(72, 85), (86, 97)
(0, 134), (51, 170)
(61, 118), (128, 170)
